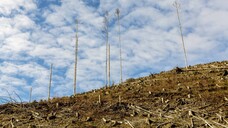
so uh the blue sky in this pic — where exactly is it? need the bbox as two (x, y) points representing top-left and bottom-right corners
(0, 0), (227, 103)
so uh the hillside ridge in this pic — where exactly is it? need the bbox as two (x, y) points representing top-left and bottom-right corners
(0, 61), (228, 128)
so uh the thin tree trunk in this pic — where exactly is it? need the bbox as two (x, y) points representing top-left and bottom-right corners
(48, 63), (53, 101)
(174, 1), (188, 69)
(74, 20), (79, 95)
(116, 8), (123, 83)
(106, 36), (108, 87)
(108, 43), (111, 86)
(104, 12), (109, 88)
(29, 87), (32, 103)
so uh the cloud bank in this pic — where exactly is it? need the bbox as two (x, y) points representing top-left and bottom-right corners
(0, 0), (227, 102)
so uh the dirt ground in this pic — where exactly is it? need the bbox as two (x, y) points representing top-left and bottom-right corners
(0, 61), (228, 128)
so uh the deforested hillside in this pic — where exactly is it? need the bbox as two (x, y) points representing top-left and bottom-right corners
(0, 61), (228, 128)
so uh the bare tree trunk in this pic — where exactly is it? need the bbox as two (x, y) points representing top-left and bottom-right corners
(48, 63), (53, 101)
(173, 1), (188, 69)
(106, 35), (108, 87)
(116, 8), (123, 83)
(29, 87), (32, 103)
(108, 43), (111, 87)
(104, 11), (109, 88)
(74, 20), (79, 95)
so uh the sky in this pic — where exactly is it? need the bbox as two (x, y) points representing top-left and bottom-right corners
(0, 0), (227, 103)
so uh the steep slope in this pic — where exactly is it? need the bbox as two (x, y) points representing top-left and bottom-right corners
(0, 61), (228, 128)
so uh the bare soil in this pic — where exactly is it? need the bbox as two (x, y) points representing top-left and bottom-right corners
(0, 61), (228, 128)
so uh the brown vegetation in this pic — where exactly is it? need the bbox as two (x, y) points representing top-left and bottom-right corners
(0, 61), (228, 128)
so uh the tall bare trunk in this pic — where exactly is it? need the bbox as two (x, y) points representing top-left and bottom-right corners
(108, 44), (111, 86)
(29, 87), (32, 103)
(104, 12), (109, 87)
(74, 20), (79, 95)
(116, 8), (123, 83)
(48, 63), (53, 101)
(173, 1), (188, 69)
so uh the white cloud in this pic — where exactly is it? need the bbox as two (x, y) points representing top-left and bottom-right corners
(0, 0), (227, 102)
(0, 0), (36, 15)
(207, 0), (228, 11)
(13, 15), (35, 30)
(3, 33), (32, 52)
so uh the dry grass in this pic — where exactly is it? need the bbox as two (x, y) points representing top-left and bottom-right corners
(0, 61), (228, 127)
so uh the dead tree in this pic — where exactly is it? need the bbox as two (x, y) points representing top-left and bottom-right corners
(74, 20), (79, 95)
(103, 11), (110, 87)
(29, 87), (32, 103)
(108, 43), (111, 86)
(48, 63), (53, 101)
(116, 8), (123, 83)
(173, 1), (189, 69)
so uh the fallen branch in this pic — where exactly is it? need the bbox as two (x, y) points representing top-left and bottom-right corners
(136, 105), (152, 113)
(31, 111), (43, 120)
(10, 118), (16, 128)
(3, 122), (11, 128)
(198, 104), (211, 109)
(224, 119), (228, 124)
(163, 115), (174, 119)
(13, 91), (24, 108)
(210, 120), (228, 128)
(193, 116), (214, 128)
(129, 104), (152, 115)
(3, 89), (17, 103)
(124, 119), (134, 128)
(190, 118), (194, 128)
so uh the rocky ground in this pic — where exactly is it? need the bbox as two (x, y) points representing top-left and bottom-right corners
(0, 61), (228, 128)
